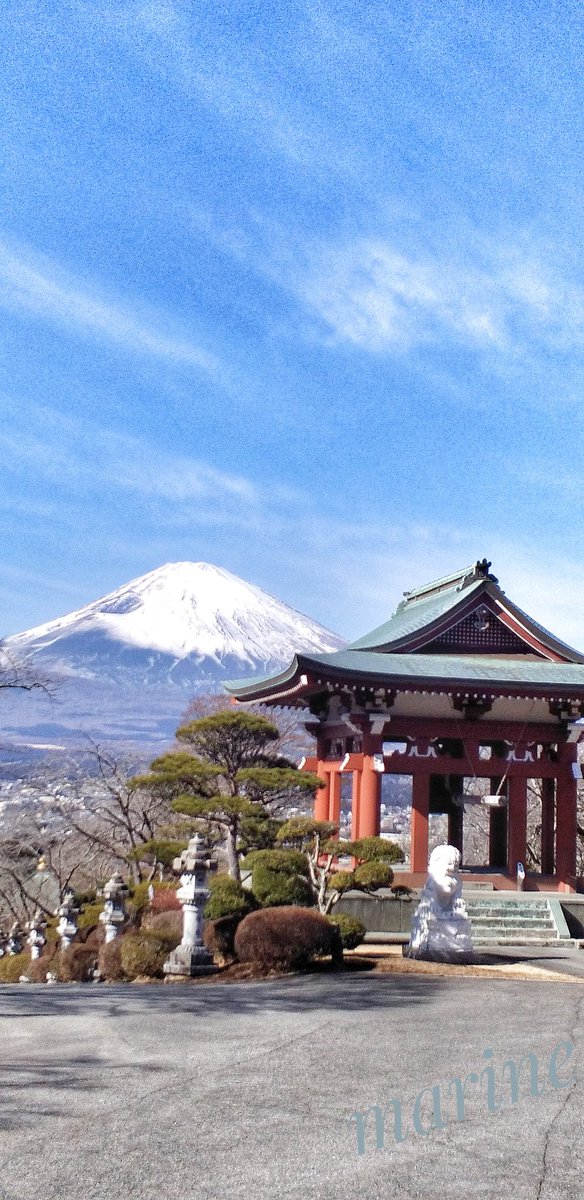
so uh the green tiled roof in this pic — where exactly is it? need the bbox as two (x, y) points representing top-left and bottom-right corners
(348, 579), (483, 650)
(302, 651), (584, 687)
(225, 650), (584, 699)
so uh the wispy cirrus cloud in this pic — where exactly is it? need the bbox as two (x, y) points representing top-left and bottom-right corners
(0, 399), (254, 504)
(295, 235), (584, 357)
(0, 240), (218, 373)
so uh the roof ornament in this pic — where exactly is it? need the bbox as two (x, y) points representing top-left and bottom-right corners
(474, 558), (498, 584)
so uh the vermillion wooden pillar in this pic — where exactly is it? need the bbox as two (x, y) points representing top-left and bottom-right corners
(507, 776), (527, 877)
(314, 758), (330, 822)
(328, 770), (342, 826)
(350, 770), (361, 839)
(358, 756), (381, 838)
(541, 778), (555, 877)
(556, 744), (577, 889)
(411, 773), (430, 873)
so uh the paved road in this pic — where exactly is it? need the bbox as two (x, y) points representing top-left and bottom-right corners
(1, 973), (583, 1200)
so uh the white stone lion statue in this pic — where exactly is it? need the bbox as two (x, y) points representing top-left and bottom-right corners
(405, 844), (474, 962)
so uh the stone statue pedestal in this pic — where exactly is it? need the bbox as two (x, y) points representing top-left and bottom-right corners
(404, 845), (475, 964)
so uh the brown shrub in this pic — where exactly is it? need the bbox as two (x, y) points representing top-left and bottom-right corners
(142, 910), (183, 940)
(120, 931), (177, 979)
(98, 939), (126, 982)
(27, 951), (57, 983)
(150, 885), (181, 913)
(82, 925), (105, 949)
(57, 944), (99, 983)
(234, 906), (343, 973)
(203, 915), (243, 965)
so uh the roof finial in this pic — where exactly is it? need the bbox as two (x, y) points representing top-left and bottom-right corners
(474, 558), (498, 583)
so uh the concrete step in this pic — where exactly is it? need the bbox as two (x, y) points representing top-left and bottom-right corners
(469, 916), (555, 926)
(472, 937), (563, 947)
(473, 929), (559, 941)
(465, 900), (550, 910)
(465, 897), (569, 946)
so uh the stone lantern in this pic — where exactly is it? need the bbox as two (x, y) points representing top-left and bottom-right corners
(164, 833), (218, 978)
(26, 910), (47, 960)
(99, 872), (129, 942)
(56, 890), (79, 950)
(8, 921), (23, 955)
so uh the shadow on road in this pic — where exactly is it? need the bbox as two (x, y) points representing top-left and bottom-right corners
(0, 1055), (163, 1131)
(0, 969), (444, 1021)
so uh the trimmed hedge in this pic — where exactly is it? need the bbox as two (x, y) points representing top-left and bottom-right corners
(327, 913), (366, 950)
(251, 865), (313, 909)
(0, 952), (30, 982)
(203, 915), (242, 966)
(329, 870), (355, 893)
(120, 931), (177, 979)
(243, 849), (307, 875)
(143, 910), (183, 939)
(57, 944), (99, 983)
(234, 906), (343, 972)
(98, 939), (125, 982)
(353, 861), (394, 890)
(205, 875), (254, 920)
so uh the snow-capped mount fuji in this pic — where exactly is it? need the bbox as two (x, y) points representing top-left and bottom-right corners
(3, 563), (346, 749)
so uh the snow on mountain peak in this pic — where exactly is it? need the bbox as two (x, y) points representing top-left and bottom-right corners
(7, 561), (346, 668)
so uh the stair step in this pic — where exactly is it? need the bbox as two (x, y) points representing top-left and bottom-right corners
(469, 916), (555, 925)
(473, 938), (561, 947)
(473, 928), (559, 940)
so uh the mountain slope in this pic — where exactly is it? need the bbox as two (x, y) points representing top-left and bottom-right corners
(2, 563), (345, 748)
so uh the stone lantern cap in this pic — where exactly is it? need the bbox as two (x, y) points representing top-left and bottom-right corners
(172, 833), (217, 876)
(56, 889), (79, 918)
(102, 872), (130, 901)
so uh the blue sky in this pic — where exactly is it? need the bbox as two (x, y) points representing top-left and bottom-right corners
(2, 0), (584, 645)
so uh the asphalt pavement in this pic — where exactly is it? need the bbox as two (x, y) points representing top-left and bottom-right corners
(1, 971), (584, 1200)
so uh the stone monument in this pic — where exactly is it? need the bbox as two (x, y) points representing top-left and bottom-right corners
(56, 890), (79, 950)
(164, 834), (218, 978)
(404, 844), (474, 963)
(26, 910), (47, 960)
(99, 873), (129, 942)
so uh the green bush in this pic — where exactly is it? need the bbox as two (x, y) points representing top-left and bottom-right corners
(251, 865), (313, 908)
(329, 870), (355, 893)
(205, 875), (254, 920)
(350, 837), (404, 864)
(327, 913), (366, 950)
(234, 906), (343, 972)
(77, 902), (104, 933)
(353, 861), (394, 890)
(243, 849), (307, 875)
(120, 931), (176, 979)
(0, 952), (30, 982)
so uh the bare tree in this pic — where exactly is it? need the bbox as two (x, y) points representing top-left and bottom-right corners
(0, 814), (107, 928)
(53, 739), (178, 883)
(0, 640), (55, 696)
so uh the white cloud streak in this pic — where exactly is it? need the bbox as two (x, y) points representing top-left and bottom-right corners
(296, 236), (584, 356)
(0, 240), (218, 373)
(0, 400), (255, 505)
